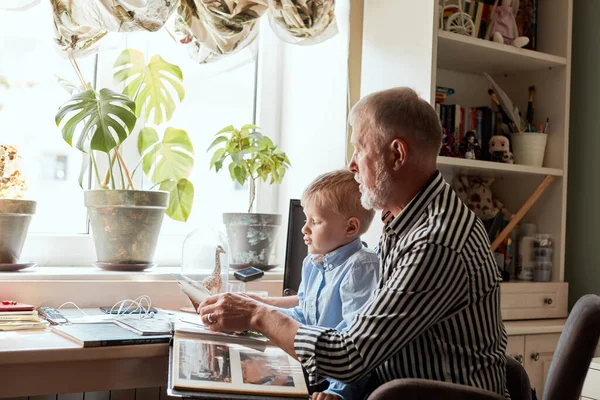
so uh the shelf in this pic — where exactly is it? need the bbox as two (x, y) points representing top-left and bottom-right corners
(436, 30), (567, 75)
(437, 156), (563, 178)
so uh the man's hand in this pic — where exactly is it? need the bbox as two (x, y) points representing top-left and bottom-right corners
(311, 392), (342, 400)
(197, 292), (264, 332)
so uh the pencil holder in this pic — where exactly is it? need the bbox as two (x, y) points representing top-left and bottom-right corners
(511, 132), (548, 167)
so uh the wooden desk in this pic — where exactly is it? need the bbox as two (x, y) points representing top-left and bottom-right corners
(0, 308), (197, 399)
(0, 329), (169, 398)
(0, 312), (568, 399)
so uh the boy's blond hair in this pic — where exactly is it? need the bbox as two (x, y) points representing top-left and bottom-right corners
(301, 169), (375, 235)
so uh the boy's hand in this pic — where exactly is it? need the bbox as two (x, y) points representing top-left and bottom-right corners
(311, 392), (342, 400)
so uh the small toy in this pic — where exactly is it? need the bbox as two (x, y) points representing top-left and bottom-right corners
(454, 175), (512, 222)
(440, 128), (460, 157)
(485, 0), (530, 48)
(489, 135), (514, 164)
(459, 131), (481, 160)
(202, 245), (226, 294)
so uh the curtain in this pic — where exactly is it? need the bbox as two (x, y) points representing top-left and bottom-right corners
(48, 0), (337, 65)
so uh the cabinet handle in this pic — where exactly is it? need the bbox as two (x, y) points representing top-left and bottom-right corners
(532, 352), (540, 361)
(544, 298), (553, 305)
(516, 355), (524, 364)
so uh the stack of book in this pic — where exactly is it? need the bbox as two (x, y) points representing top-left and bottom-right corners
(0, 301), (49, 331)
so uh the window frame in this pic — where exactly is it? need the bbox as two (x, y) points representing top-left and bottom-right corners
(19, 21), (285, 267)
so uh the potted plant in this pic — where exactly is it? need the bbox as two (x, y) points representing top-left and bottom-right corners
(207, 124), (291, 270)
(0, 145), (36, 269)
(55, 49), (195, 270)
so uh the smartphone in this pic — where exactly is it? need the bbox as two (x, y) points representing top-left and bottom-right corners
(99, 306), (158, 315)
(233, 267), (264, 282)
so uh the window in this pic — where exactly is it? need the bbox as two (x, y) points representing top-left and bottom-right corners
(1, 3), (260, 262)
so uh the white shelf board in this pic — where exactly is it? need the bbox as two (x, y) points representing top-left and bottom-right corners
(436, 30), (567, 74)
(437, 156), (563, 178)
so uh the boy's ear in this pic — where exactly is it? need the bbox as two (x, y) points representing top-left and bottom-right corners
(346, 217), (360, 237)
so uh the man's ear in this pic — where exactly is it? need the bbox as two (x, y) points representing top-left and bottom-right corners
(346, 217), (360, 237)
(390, 138), (408, 170)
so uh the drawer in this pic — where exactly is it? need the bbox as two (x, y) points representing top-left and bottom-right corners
(506, 335), (525, 364)
(582, 367), (600, 399)
(500, 282), (568, 320)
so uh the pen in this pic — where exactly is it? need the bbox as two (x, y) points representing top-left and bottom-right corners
(543, 117), (549, 133)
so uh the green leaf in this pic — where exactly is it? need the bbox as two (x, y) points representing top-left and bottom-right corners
(113, 49), (185, 125)
(141, 127), (194, 183)
(138, 127), (160, 174)
(78, 152), (90, 189)
(216, 125), (235, 135)
(160, 178), (194, 222)
(230, 151), (243, 166)
(210, 148), (226, 170)
(55, 88), (136, 154)
(55, 75), (81, 96)
(138, 127), (160, 155)
(207, 136), (228, 151)
(234, 165), (244, 185)
(228, 162), (237, 182)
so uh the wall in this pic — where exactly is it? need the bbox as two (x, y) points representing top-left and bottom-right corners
(272, 9), (352, 263)
(565, 0), (600, 307)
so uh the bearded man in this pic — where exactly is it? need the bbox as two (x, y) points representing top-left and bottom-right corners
(196, 87), (509, 399)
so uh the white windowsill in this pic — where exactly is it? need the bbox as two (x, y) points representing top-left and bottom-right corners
(0, 265), (285, 282)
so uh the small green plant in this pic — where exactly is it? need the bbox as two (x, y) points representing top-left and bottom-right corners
(54, 49), (194, 222)
(208, 124), (291, 212)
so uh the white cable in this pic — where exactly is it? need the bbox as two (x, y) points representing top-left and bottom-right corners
(57, 301), (90, 316)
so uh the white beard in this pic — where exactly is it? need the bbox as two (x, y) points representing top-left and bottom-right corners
(355, 160), (392, 210)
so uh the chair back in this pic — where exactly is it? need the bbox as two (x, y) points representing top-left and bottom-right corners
(505, 355), (532, 400)
(543, 294), (600, 400)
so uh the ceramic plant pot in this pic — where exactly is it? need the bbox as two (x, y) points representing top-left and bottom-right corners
(0, 199), (36, 263)
(84, 190), (169, 268)
(223, 212), (282, 271)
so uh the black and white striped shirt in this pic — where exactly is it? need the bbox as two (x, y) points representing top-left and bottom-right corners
(295, 170), (509, 397)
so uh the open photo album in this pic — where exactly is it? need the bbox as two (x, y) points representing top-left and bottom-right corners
(169, 331), (309, 399)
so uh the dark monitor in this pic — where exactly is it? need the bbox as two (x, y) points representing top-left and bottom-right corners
(283, 199), (307, 296)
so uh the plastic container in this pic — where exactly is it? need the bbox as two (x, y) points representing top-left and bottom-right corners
(511, 132), (548, 167)
(517, 223), (536, 281)
(534, 262), (552, 282)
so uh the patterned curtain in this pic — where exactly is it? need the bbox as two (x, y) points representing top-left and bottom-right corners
(49, 0), (337, 63)
(267, 0), (337, 45)
(174, 0), (268, 64)
(51, 0), (178, 56)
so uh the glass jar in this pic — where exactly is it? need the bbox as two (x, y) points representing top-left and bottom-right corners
(180, 227), (229, 312)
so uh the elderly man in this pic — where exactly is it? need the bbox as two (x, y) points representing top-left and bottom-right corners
(198, 87), (509, 399)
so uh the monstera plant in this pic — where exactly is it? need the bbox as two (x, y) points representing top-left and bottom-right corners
(55, 49), (194, 270)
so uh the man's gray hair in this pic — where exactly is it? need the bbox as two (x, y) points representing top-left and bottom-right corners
(349, 87), (442, 155)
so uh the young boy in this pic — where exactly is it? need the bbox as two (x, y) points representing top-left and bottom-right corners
(250, 169), (379, 400)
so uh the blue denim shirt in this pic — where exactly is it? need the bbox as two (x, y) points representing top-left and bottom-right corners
(280, 238), (379, 400)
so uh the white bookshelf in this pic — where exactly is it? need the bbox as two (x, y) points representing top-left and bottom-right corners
(360, 0), (573, 321)
(437, 30), (567, 74)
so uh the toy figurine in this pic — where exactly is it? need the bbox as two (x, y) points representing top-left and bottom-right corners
(440, 128), (460, 157)
(485, 0), (530, 48)
(489, 135), (514, 164)
(459, 131), (481, 160)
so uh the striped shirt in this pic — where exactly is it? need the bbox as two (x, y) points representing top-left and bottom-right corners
(294, 170), (509, 397)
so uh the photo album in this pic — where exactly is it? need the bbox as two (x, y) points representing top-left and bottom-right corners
(168, 329), (309, 399)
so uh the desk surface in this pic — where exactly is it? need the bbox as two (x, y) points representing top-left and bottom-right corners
(0, 307), (203, 365)
(1, 308), (567, 362)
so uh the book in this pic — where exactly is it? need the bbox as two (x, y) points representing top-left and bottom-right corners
(168, 331), (308, 399)
(114, 315), (174, 336)
(52, 322), (171, 347)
